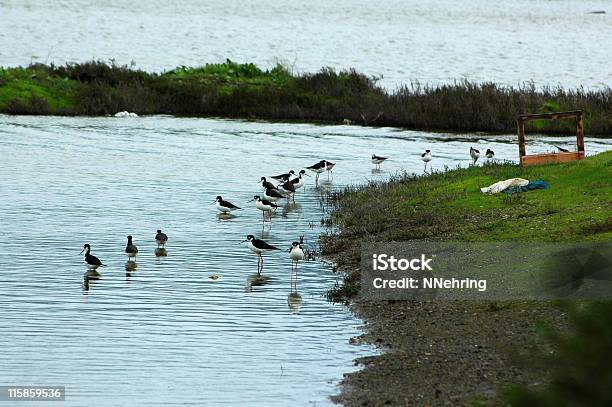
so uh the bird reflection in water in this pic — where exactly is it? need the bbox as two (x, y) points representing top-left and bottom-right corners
(287, 292), (303, 314)
(245, 273), (273, 292)
(282, 201), (302, 218)
(83, 270), (101, 292)
(154, 248), (168, 257)
(217, 212), (237, 221)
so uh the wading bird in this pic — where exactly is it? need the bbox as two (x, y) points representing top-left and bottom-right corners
(279, 179), (296, 201)
(271, 170), (295, 182)
(264, 187), (286, 202)
(215, 196), (241, 214)
(470, 146), (480, 165)
(242, 234), (280, 275)
(290, 169), (308, 192)
(324, 160), (335, 180)
(80, 244), (103, 269)
(485, 148), (495, 160)
(125, 235), (138, 261)
(421, 150), (432, 171)
(260, 177), (277, 190)
(371, 154), (388, 169)
(155, 229), (168, 248)
(253, 195), (278, 220)
(555, 145), (570, 153)
(289, 241), (305, 292)
(306, 160), (327, 183)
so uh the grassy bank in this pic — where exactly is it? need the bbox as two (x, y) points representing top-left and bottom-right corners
(321, 152), (611, 406)
(1, 60), (612, 136)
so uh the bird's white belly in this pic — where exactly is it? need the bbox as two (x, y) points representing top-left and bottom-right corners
(372, 158), (384, 164)
(215, 202), (232, 212)
(290, 249), (305, 261)
(85, 263), (100, 270)
(256, 201), (273, 212)
(247, 242), (263, 254)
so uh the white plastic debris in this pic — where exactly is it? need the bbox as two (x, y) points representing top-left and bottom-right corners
(480, 178), (529, 195)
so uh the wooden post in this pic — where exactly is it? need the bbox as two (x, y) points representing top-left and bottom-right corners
(517, 117), (526, 159)
(576, 112), (585, 152)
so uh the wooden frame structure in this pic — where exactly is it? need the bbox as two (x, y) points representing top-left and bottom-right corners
(517, 110), (585, 166)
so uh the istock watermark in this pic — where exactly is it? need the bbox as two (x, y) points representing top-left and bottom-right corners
(361, 242), (612, 301)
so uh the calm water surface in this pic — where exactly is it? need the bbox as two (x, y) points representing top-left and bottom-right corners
(0, 115), (611, 406)
(1, 0), (611, 89)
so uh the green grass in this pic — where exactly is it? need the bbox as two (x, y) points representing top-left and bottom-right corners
(322, 151), (612, 300)
(1, 60), (611, 135)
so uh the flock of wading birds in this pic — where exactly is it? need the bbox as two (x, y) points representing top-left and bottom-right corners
(80, 147), (495, 290)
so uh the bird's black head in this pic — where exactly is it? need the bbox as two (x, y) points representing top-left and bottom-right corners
(319, 160), (326, 164)
(157, 229), (162, 233)
(127, 235), (133, 242)
(253, 195), (260, 200)
(289, 170), (295, 175)
(372, 154), (376, 159)
(215, 196), (222, 201)
(83, 243), (90, 249)
(260, 177), (266, 181)
(246, 235), (254, 241)
(299, 169), (306, 174)
(426, 149), (430, 153)
(292, 241), (299, 247)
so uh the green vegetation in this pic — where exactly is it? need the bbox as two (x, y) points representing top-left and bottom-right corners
(323, 151), (612, 297)
(1, 60), (612, 135)
(502, 301), (612, 407)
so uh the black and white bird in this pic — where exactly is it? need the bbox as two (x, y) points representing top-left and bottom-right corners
(306, 160), (327, 183)
(289, 241), (305, 292)
(485, 149), (495, 160)
(253, 195), (278, 219)
(290, 169), (308, 191)
(125, 235), (138, 261)
(279, 179), (296, 200)
(371, 154), (388, 169)
(241, 234), (280, 275)
(260, 177), (277, 190)
(215, 196), (241, 214)
(271, 170), (295, 182)
(155, 229), (168, 248)
(421, 150), (432, 171)
(470, 146), (480, 165)
(264, 187), (286, 202)
(80, 244), (103, 269)
(555, 145), (570, 153)
(324, 160), (335, 180)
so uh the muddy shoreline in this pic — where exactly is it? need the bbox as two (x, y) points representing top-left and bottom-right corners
(332, 295), (567, 406)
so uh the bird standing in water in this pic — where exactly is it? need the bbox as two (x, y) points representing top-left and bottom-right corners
(289, 241), (305, 292)
(155, 229), (168, 248)
(125, 235), (138, 261)
(80, 244), (103, 269)
(371, 154), (388, 169)
(253, 195), (278, 220)
(324, 160), (335, 180)
(289, 169), (308, 193)
(470, 146), (480, 165)
(215, 196), (241, 214)
(485, 149), (495, 161)
(242, 234), (280, 275)
(306, 160), (327, 183)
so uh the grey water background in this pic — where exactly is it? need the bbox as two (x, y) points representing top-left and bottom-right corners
(1, 114), (611, 406)
(1, 0), (611, 89)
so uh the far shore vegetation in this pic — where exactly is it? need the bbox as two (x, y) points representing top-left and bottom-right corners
(321, 151), (611, 406)
(1, 60), (611, 136)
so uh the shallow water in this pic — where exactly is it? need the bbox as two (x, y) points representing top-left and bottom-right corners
(1, 0), (611, 89)
(0, 115), (610, 406)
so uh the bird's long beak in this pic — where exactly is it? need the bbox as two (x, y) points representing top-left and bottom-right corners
(303, 173), (310, 177)
(240, 239), (248, 244)
(79, 249), (85, 254)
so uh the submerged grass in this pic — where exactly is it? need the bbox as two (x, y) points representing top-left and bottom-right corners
(1, 60), (612, 135)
